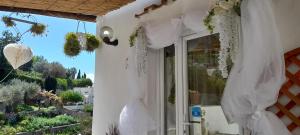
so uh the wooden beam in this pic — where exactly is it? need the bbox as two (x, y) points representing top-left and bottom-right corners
(0, 6), (96, 22)
(135, 0), (168, 18)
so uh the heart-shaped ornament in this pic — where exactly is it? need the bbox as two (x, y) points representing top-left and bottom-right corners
(3, 43), (33, 69)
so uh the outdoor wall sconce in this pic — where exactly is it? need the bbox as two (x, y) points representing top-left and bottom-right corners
(100, 26), (118, 46)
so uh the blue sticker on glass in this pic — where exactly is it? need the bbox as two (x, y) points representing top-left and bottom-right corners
(192, 106), (202, 117)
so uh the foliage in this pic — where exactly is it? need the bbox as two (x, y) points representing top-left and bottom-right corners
(47, 62), (67, 78)
(0, 115), (78, 133)
(82, 73), (87, 79)
(0, 79), (40, 112)
(57, 78), (67, 90)
(77, 70), (81, 79)
(66, 67), (77, 79)
(30, 23), (46, 36)
(12, 71), (43, 87)
(203, 10), (215, 34)
(1, 16), (15, 27)
(0, 112), (5, 126)
(78, 115), (92, 135)
(85, 33), (101, 52)
(203, 0), (241, 33)
(129, 27), (139, 47)
(32, 56), (68, 78)
(83, 104), (93, 113)
(16, 104), (34, 112)
(72, 79), (93, 88)
(64, 32), (81, 57)
(67, 78), (73, 90)
(32, 56), (48, 74)
(37, 91), (62, 108)
(44, 76), (57, 93)
(59, 90), (83, 103)
(106, 124), (120, 135)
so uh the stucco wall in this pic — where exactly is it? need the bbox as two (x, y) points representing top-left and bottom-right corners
(93, 0), (300, 134)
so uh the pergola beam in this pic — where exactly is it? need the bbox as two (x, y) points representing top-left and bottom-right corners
(0, 6), (97, 22)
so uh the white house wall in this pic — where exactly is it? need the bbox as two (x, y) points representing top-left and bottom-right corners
(93, 0), (209, 134)
(93, 0), (300, 134)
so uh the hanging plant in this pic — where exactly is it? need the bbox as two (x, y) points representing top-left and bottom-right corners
(64, 32), (81, 57)
(2, 16), (16, 27)
(30, 23), (46, 36)
(129, 27), (141, 47)
(85, 33), (101, 52)
(203, 0), (241, 33)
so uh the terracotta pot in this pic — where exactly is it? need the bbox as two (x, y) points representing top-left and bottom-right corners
(189, 91), (201, 105)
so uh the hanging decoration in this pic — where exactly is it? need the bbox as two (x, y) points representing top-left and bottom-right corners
(204, 0), (241, 34)
(64, 32), (81, 57)
(63, 21), (102, 57)
(1, 14), (47, 37)
(203, 0), (241, 78)
(134, 27), (148, 76)
(3, 43), (33, 70)
(0, 43), (33, 82)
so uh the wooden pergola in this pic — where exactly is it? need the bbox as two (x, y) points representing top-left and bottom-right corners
(0, 0), (135, 22)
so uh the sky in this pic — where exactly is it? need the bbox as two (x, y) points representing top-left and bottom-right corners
(0, 11), (96, 81)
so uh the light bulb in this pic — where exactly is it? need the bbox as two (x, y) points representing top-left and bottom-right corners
(100, 26), (114, 39)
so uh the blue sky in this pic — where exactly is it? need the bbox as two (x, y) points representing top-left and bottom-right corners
(0, 11), (96, 80)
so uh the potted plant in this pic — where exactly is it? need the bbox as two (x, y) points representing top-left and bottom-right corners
(2, 16), (15, 27)
(85, 33), (101, 52)
(64, 32), (81, 57)
(30, 23), (46, 36)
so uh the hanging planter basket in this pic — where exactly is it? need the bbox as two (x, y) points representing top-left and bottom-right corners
(2, 16), (15, 27)
(64, 32), (81, 57)
(30, 23), (46, 36)
(85, 33), (101, 52)
(76, 32), (87, 49)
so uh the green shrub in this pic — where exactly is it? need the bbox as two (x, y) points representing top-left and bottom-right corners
(56, 78), (67, 90)
(72, 79), (93, 88)
(44, 76), (57, 93)
(59, 90), (83, 103)
(0, 79), (40, 111)
(83, 104), (93, 113)
(16, 104), (34, 112)
(0, 112), (5, 126)
(9, 73), (43, 87)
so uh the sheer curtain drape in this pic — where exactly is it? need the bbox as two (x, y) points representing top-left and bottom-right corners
(221, 0), (292, 135)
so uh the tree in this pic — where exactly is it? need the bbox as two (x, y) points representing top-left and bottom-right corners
(66, 67), (77, 79)
(0, 31), (20, 80)
(47, 62), (67, 78)
(44, 76), (57, 93)
(77, 70), (81, 79)
(32, 56), (49, 74)
(82, 73), (87, 79)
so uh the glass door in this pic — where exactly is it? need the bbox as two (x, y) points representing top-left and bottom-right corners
(164, 45), (177, 135)
(181, 33), (239, 135)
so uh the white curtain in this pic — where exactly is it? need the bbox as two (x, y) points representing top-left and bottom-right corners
(145, 18), (182, 49)
(221, 0), (292, 135)
(119, 28), (157, 135)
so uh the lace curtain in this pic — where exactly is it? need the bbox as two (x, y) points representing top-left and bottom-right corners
(221, 0), (292, 135)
